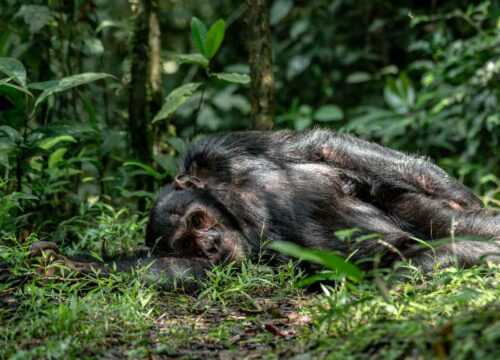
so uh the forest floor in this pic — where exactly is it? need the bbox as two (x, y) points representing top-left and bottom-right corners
(1, 236), (499, 359)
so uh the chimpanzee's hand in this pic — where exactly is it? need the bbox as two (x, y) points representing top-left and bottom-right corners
(29, 241), (104, 276)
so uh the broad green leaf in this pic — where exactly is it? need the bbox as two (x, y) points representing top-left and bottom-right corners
(0, 152), (9, 167)
(290, 19), (309, 39)
(0, 83), (28, 109)
(175, 53), (209, 68)
(0, 137), (16, 151)
(38, 135), (77, 150)
(48, 148), (67, 168)
(0, 57), (27, 87)
(294, 115), (313, 131)
(0, 81), (33, 97)
(15, 5), (50, 34)
(153, 154), (178, 175)
(0, 125), (22, 143)
(384, 77), (407, 114)
(28, 80), (59, 90)
(152, 82), (202, 123)
(191, 17), (207, 57)
(166, 137), (185, 153)
(33, 73), (114, 111)
(270, 0), (293, 25)
(314, 105), (344, 122)
(211, 72), (250, 84)
(268, 241), (364, 282)
(205, 19), (225, 59)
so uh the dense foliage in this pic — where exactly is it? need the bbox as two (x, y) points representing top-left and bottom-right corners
(1, 0), (498, 242)
(0, 1), (499, 358)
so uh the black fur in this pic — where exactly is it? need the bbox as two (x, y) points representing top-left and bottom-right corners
(147, 129), (499, 274)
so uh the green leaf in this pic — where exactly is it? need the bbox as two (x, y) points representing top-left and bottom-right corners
(346, 72), (372, 84)
(175, 53), (209, 68)
(211, 72), (250, 84)
(0, 83), (29, 109)
(33, 73), (114, 111)
(0, 57), (27, 87)
(48, 148), (67, 168)
(123, 161), (165, 180)
(0, 125), (22, 144)
(268, 241), (364, 282)
(191, 17), (208, 57)
(96, 20), (130, 33)
(0, 137), (16, 151)
(38, 135), (77, 150)
(28, 80), (59, 90)
(166, 137), (185, 153)
(270, 0), (293, 25)
(153, 154), (178, 175)
(205, 19), (225, 59)
(313, 105), (344, 122)
(152, 83), (202, 123)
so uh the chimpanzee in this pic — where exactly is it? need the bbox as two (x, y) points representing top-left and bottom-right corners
(146, 129), (500, 275)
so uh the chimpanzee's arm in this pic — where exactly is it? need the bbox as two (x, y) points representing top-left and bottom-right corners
(281, 129), (483, 210)
(29, 242), (210, 293)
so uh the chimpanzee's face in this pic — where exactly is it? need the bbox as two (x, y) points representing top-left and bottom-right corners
(146, 185), (249, 265)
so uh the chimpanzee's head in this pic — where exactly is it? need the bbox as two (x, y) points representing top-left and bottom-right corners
(146, 175), (250, 265)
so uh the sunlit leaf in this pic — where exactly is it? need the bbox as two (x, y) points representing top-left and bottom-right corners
(211, 72), (250, 84)
(268, 241), (364, 282)
(205, 19), (225, 59)
(152, 83), (202, 123)
(38, 135), (77, 150)
(175, 53), (209, 68)
(48, 148), (67, 168)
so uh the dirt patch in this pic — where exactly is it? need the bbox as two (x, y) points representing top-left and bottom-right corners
(150, 294), (316, 359)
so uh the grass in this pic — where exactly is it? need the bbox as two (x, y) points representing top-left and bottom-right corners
(1, 206), (499, 359)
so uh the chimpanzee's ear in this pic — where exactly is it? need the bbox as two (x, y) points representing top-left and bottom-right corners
(175, 174), (205, 190)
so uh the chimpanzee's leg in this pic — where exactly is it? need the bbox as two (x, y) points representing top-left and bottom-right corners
(377, 192), (500, 271)
(380, 192), (500, 241)
(334, 196), (499, 272)
(402, 241), (499, 274)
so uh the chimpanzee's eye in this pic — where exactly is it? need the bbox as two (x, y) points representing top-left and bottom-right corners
(189, 213), (204, 229)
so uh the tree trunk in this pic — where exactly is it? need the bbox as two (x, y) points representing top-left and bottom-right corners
(128, 0), (154, 209)
(246, 0), (275, 130)
(148, 0), (164, 157)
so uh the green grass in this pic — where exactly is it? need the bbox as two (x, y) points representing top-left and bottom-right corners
(1, 207), (499, 359)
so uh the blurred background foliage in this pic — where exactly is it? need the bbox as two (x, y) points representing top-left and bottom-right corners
(0, 0), (498, 246)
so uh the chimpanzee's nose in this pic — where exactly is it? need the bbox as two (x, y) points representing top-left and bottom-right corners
(202, 230), (221, 254)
